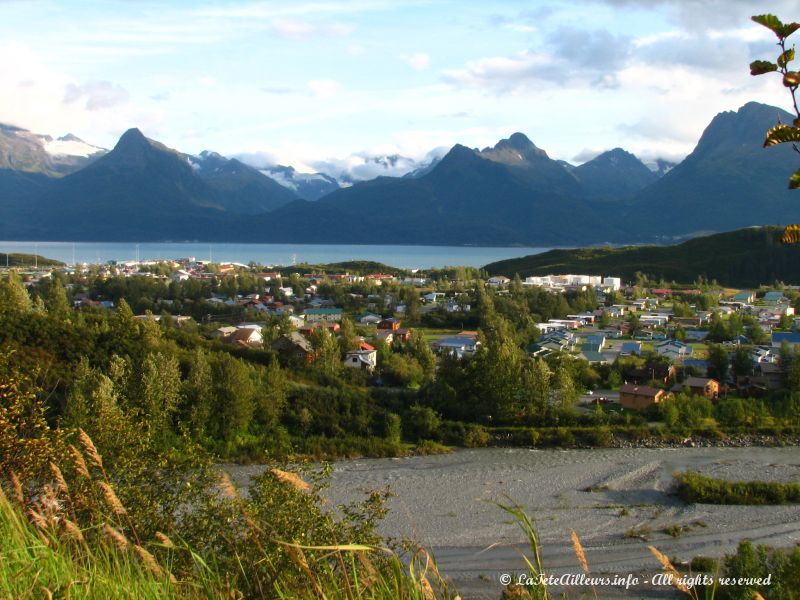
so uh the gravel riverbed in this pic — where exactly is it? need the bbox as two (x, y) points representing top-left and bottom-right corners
(225, 446), (800, 599)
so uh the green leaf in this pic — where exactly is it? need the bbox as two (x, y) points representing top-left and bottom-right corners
(784, 72), (800, 87)
(752, 14), (785, 37)
(764, 123), (800, 147)
(781, 225), (800, 244)
(778, 48), (796, 68)
(750, 60), (778, 75)
(791, 169), (800, 190)
(780, 22), (800, 38)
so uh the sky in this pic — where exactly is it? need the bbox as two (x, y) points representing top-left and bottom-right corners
(1, 0), (798, 178)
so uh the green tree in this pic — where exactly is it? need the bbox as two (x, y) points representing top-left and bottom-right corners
(183, 349), (214, 439)
(45, 277), (70, 317)
(211, 353), (255, 442)
(406, 330), (436, 383)
(404, 404), (441, 441)
(0, 270), (32, 314)
(136, 351), (182, 446)
(732, 346), (754, 377)
(338, 316), (359, 353)
(707, 345), (730, 383)
(552, 365), (579, 412)
(522, 358), (552, 420)
(311, 326), (342, 378)
(467, 318), (524, 422)
(627, 313), (641, 337)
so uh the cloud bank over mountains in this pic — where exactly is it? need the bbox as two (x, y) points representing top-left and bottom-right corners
(0, 0), (795, 173)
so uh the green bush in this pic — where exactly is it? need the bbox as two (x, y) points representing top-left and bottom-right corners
(463, 424), (491, 448)
(690, 555), (718, 572)
(675, 471), (800, 505)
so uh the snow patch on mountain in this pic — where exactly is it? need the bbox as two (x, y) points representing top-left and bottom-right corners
(43, 135), (105, 157)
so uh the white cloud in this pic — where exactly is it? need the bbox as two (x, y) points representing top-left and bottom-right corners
(0, 42), (160, 147)
(347, 43), (366, 57)
(401, 52), (431, 70)
(308, 79), (342, 98)
(443, 27), (632, 91)
(270, 18), (354, 39)
(63, 81), (129, 111)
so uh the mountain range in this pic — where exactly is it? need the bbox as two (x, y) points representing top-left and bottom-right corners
(0, 101), (797, 245)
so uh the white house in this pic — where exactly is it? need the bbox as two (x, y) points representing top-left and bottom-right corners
(435, 335), (481, 358)
(344, 349), (378, 372)
(487, 276), (511, 287)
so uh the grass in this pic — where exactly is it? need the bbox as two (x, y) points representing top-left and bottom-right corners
(0, 480), (459, 600)
(675, 471), (800, 505)
(624, 525), (652, 540)
(0, 487), (183, 599)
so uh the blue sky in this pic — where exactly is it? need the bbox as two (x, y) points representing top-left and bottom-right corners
(1, 0), (796, 176)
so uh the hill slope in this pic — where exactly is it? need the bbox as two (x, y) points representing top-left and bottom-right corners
(626, 102), (800, 239)
(0, 123), (106, 177)
(484, 227), (800, 287)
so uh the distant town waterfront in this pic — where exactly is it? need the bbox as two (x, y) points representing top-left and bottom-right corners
(0, 241), (551, 269)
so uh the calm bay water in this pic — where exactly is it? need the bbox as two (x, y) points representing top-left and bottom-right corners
(0, 241), (550, 270)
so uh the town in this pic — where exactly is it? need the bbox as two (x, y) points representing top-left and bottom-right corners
(5, 254), (800, 440)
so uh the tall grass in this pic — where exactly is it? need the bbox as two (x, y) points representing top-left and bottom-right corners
(0, 485), (181, 599)
(1, 430), (459, 599)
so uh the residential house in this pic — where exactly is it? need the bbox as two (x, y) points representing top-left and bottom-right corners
(394, 328), (413, 343)
(377, 318), (401, 331)
(221, 327), (263, 348)
(359, 312), (383, 325)
(170, 270), (191, 282)
(771, 331), (800, 349)
(732, 291), (755, 304)
(271, 332), (316, 363)
(422, 292), (445, 303)
(213, 326), (238, 339)
(654, 340), (692, 360)
(375, 330), (394, 345)
(299, 322), (340, 336)
(624, 363), (676, 385)
(487, 275), (511, 287)
(620, 384), (668, 410)
(580, 351), (609, 365)
(763, 291), (786, 304)
(434, 333), (480, 358)
(674, 377), (720, 399)
(343, 349), (378, 372)
(620, 341), (642, 356)
(683, 330), (709, 342)
(286, 315), (305, 329)
(584, 334), (605, 349)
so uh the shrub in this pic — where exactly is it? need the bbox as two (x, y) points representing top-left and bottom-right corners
(675, 471), (800, 505)
(463, 424), (491, 448)
(690, 555), (718, 572)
